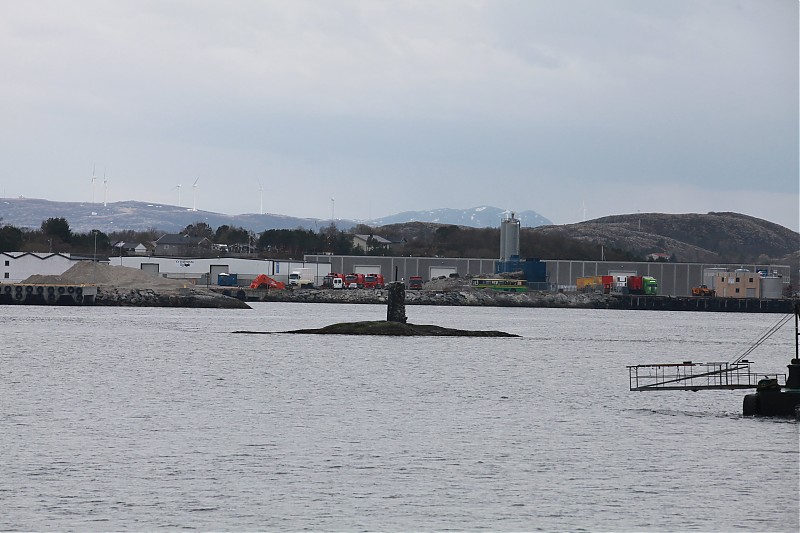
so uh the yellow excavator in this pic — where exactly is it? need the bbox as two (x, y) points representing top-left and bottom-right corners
(691, 285), (715, 297)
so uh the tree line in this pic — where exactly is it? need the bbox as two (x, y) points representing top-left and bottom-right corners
(0, 217), (640, 262)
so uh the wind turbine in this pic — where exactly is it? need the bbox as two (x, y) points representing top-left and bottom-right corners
(90, 164), (97, 203)
(258, 179), (264, 215)
(331, 197), (335, 221)
(103, 169), (108, 207)
(191, 177), (199, 211)
(176, 183), (182, 207)
(581, 200), (587, 222)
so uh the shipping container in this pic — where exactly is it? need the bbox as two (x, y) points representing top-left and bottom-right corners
(576, 275), (614, 293)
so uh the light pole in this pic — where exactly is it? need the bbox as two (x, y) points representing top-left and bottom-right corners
(93, 230), (98, 284)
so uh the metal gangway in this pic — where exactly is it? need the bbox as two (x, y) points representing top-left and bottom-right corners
(627, 311), (794, 392)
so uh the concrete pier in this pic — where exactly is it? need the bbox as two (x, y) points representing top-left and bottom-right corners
(0, 283), (97, 305)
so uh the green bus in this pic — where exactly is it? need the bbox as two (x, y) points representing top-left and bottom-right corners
(470, 278), (527, 292)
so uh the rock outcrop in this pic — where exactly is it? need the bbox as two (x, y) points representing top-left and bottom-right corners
(281, 320), (519, 337)
(93, 286), (249, 308)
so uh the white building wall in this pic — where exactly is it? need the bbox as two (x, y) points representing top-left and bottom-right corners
(0, 252), (83, 283)
(109, 256), (332, 285)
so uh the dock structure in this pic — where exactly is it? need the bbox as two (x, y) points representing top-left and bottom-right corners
(628, 308), (795, 392)
(0, 283), (97, 305)
(627, 361), (782, 391)
(613, 295), (795, 313)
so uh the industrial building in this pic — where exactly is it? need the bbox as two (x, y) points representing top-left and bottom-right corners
(301, 253), (790, 298)
(0, 252), (86, 283)
(304, 213), (791, 297)
(109, 256), (331, 286)
(545, 260), (789, 297)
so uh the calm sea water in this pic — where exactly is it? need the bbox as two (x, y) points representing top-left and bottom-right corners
(1, 303), (798, 531)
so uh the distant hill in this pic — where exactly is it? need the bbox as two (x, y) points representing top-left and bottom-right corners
(533, 212), (799, 264)
(372, 212), (798, 269)
(368, 206), (551, 228)
(0, 197), (355, 234)
(2, 199), (794, 267)
(0, 198), (550, 233)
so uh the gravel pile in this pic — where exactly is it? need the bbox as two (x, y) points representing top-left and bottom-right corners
(22, 262), (250, 309)
(422, 276), (471, 291)
(23, 262), (188, 291)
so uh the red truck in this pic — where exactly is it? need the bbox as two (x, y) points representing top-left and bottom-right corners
(363, 273), (385, 289)
(616, 275), (658, 295)
(408, 276), (424, 290)
(627, 275), (644, 293)
(322, 272), (346, 289)
(345, 273), (365, 289)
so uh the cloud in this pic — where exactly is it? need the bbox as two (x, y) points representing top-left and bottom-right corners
(0, 0), (796, 230)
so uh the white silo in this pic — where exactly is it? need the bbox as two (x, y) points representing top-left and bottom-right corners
(500, 212), (520, 262)
(760, 275), (784, 299)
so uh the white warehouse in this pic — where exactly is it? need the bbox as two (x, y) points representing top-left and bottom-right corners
(0, 252), (86, 283)
(109, 256), (332, 286)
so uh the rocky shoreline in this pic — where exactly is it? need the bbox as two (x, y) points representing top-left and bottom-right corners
(255, 287), (613, 308)
(18, 263), (794, 312)
(250, 286), (797, 313)
(22, 262), (251, 309)
(94, 286), (250, 309)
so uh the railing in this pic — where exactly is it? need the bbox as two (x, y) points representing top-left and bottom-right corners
(627, 361), (785, 391)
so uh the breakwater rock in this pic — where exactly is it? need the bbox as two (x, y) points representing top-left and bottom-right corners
(95, 286), (250, 309)
(253, 287), (797, 313)
(235, 320), (519, 337)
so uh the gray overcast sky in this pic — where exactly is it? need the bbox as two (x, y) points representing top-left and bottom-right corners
(1, 0), (798, 230)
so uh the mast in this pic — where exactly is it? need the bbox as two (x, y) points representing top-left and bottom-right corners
(795, 303), (799, 362)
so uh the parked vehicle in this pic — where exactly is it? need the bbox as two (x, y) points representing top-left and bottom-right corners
(345, 273), (365, 289)
(288, 268), (314, 287)
(622, 275), (658, 295)
(250, 274), (285, 290)
(322, 272), (346, 289)
(691, 285), (715, 296)
(408, 276), (424, 290)
(363, 273), (385, 289)
(470, 278), (527, 292)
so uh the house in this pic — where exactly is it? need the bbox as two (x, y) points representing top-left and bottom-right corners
(112, 241), (150, 256)
(352, 234), (394, 253)
(153, 234), (214, 257)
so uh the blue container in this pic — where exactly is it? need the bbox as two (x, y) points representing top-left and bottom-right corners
(218, 273), (238, 286)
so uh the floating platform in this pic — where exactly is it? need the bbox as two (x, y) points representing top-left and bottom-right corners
(627, 361), (783, 391)
(0, 283), (97, 305)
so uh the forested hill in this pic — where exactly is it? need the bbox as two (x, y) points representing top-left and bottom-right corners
(374, 212), (798, 266)
(532, 212), (799, 264)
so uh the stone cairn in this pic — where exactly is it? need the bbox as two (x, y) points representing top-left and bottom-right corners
(386, 281), (407, 323)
